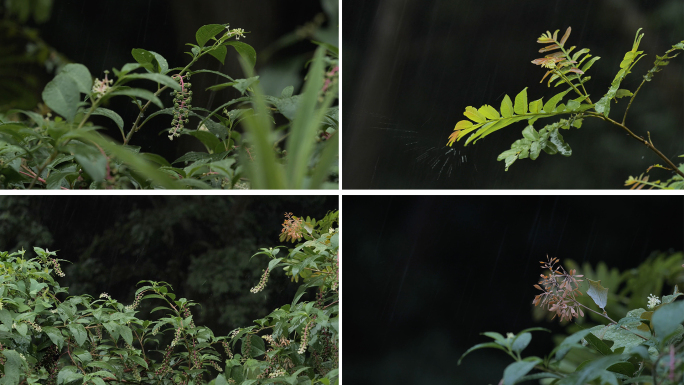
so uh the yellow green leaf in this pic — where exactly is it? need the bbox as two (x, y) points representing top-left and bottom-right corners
(478, 104), (500, 120)
(464, 106), (486, 123)
(500, 95), (513, 118)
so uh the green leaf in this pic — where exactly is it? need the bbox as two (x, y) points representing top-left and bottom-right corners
(57, 367), (83, 385)
(558, 355), (625, 385)
(458, 342), (508, 365)
(1, 350), (24, 385)
(71, 142), (107, 183)
(522, 125), (539, 141)
(42, 326), (65, 350)
(107, 88), (163, 109)
(511, 332), (532, 354)
(68, 323), (88, 346)
(131, 48), (156, 69)
(513, 88), (528, 115)
(586, 279), (609, 310)
(206, 76), (260, 95)
(549, 130), (571, 156)
(215, 374), (228, 385)
(87, 361), (117, 373)
(581, 56), (601, 73)
(464, 106), (486, 123)
(529, 98), (543, 114)
(273, 95), (302, 121)
(196, 24), (226, 47)
(482, 332), (505, 342)
(543, 89), (570, 113)
(208, 45), (228, 65)
(503, 359), (541, 385)
(187, 131), (221, 153)
(584, 332), (612, 356)
(149, 51), (169, 73)
(652, 300), (684, 342)
(224, 41), (257, 69)
(42, 74), (79, 122)
(283, 46), (335, 188)
(118, 325), (133, 346)
(60, 64), (93, 95)
(500, 95), (513, 118)
(606, 362), (636, 376)
(615, 89), (633, 98)
(554, 328), (594, 360)
(479, 104), (500, 120)
(92, 108), (125, 139)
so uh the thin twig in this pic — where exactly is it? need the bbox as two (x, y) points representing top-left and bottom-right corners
(587, 112), (684, 179)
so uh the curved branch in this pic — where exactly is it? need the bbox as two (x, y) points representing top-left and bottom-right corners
(586, 112), (684, 179)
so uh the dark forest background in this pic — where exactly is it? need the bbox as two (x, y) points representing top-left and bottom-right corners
(0, 0), (338, 162)
(343, 0), (684, 188)
(343, 195), (684, 384)
(0, 195), (338, 340)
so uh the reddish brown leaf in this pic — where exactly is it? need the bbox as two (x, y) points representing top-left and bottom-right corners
(539, 44), (560, 53)
(567, 68), (585, 74)
(540, 70), (553, 83)
(560, 27), (572, 47)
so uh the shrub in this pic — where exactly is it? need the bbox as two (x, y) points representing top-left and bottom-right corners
(0, 22), (338, 189)
(459, 255), (684, 384)
(0, 210), (339, 385)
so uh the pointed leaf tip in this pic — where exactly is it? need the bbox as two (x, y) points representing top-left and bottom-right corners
(560, 27), (571, 47)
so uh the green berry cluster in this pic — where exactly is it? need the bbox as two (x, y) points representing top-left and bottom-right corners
(169, 74), (193, 140)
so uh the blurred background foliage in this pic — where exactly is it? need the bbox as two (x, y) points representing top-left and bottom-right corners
(0, 0), (338, 163)
(344, 0), (684, 188)
(0, 195), (337, 337)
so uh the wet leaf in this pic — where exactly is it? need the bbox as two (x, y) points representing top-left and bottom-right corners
(586, 279), (608, 310)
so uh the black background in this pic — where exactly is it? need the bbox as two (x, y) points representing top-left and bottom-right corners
(343, 0), (684, 188)
(343, 195), (684, 384)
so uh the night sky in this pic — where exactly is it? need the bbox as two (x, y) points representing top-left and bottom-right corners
(343, 0), (684, 188)
(343, 195), (684, 384)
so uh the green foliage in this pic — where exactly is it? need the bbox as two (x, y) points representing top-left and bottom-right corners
(0, 210), (339, 385)
(447, 26), (684, 187)
(0, 20), (338, 189)
(462, 255), (684, 384)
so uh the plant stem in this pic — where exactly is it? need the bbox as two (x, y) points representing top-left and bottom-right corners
(586, 112), (684, 179)
(622, 79), (646, 125)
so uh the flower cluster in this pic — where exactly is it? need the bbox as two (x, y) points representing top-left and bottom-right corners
(24, 319), (42, 332)
(169, 74), (192, 140)
(532, 256), (585, 322)
(250, 268), (269, 293)
(221, 340), (234, 359)
(92, 71), (114, 99)
(648, 294), (661, 309)
(99, 292), (111, 300)
(47, 258), (65, 277)
(298, 318), (315, 354)
(171, 326), (182, 347)
(228, 27), (245, 40)
(154, 344), (174, 376)
(126, 290), (146, 310)
(280, 212), (304, 242)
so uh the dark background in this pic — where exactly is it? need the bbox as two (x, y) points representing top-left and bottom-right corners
(343, 195), (684, 384)
(1, 0), (337, 162)
(343, 0), (684, 189)
(0, 195), (338, 337)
